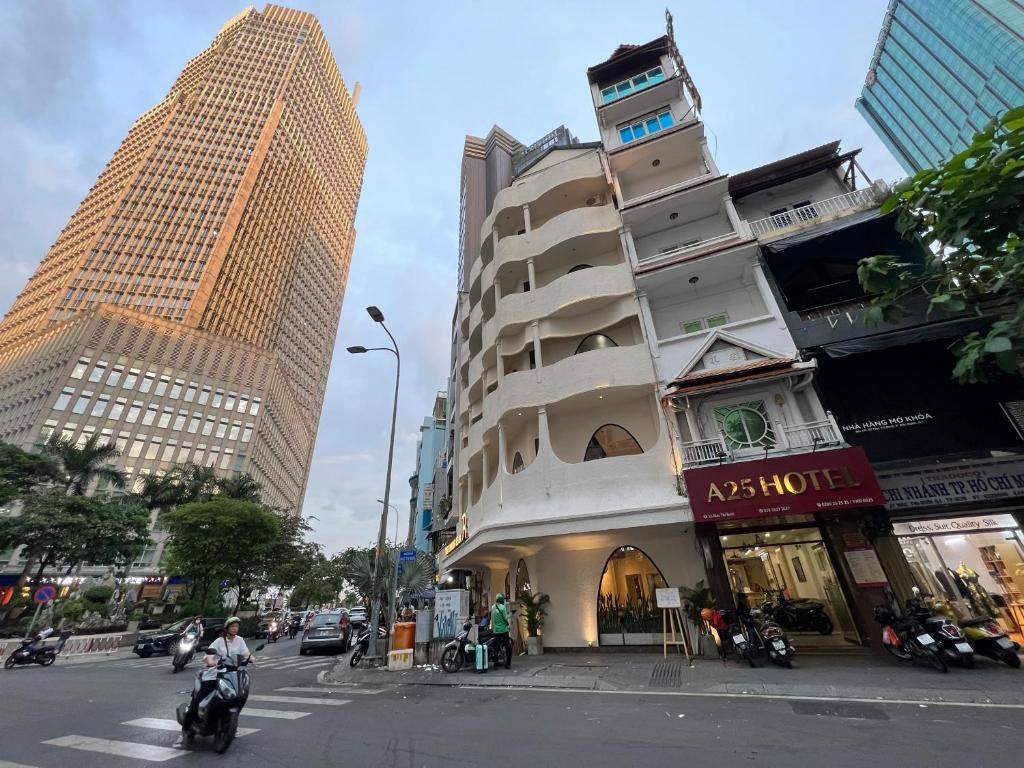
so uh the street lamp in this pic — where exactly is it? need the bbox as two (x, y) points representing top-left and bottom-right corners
(378, 499), (402, 620)
(347, 305), (399, 661)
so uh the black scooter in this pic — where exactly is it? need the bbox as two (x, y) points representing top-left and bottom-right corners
(4, 632), (58, 669)
(175, 644), (264, 754)
(171, 630), (200, 673)
(348, 624), (388, 668)
(761, 590), (833, 635)
(439, 622), (508, 673)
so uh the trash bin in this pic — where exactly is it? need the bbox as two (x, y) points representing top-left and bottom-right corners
(392, 621), (416, 651)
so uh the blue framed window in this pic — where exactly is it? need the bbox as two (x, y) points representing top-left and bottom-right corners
(617, 108), (674, 144)
(601, 66), (667, 104)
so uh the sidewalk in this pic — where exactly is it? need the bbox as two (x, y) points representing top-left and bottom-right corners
(322, 651), (1024, 706)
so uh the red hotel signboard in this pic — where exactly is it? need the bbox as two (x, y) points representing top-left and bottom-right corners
(683, 446), (884, 523)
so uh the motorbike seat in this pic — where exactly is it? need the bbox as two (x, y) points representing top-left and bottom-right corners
(959, 616), (994, 628)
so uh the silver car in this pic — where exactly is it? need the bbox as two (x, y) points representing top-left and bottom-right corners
(299, 611), (351, 655)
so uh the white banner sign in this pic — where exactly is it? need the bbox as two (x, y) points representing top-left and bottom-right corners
(432, 589), (469, 638)
(422, 483), (434, 511)
(655, 588), (681, 608)
(893, 513), (1018, 536)
(879, 459), (1024, 511)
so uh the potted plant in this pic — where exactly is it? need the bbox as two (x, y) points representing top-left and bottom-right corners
(519, 591), (550, 655)
(679, 580), (719, 657)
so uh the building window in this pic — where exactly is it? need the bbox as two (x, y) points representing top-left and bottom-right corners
(70, 357), (90, 380)
(122, 368), (140, 390)
(88, 362), (107, 383)
(793, 200), (817, 222)
(511, 452), (525, 474)
(198, 386), (211, 405)
(212, 389), (224, 408)
(184, 383), (197, 402)
(54, 387), (75, 411)
(158, 408), (173, 429)
(142, 406), (158, 426)
(600, 65), (666, 104)
(39, 419), (58, 443)
(154, 376), (169, 396)
(680, 313), (729, 335)
(132, 545), (157, 569)
(173, 411), (186, 431)
(91, 394), (110, 417)
(224, 392), (237, 411)
(617, 108), (673, 144)
(242, 424), (253, 442)
(187, 415), (200, 434)
(229, 422), (241, 440)
(139, 372), (155, 394)
(72, 391), (93, 415)
(250, 397), (261, 415)
(575, 333), (618, 355)
(107, 365), (124, 386)
(584, 424), (643, 461)
(714, 400), (776, 450)
(202, 417), (215, 436)
(170, 379), (184, 399)
(128, 438), (145, 458)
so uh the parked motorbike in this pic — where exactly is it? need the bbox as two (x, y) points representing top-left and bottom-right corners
(4, 629), (58, 669)
(874, 591), (947, 672)
(348, 624), (389, 668)
(761, 590), (834, 635)
(960, 617), (1021, 668)
(904, 591), (974, 668)
(724, 597), (795, 668)
(171, 630), (200, 673)
(439, 622), (509, 673)
(175, 644), (264, 754)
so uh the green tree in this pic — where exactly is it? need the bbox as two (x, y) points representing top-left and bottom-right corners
(163, 498), (283, 610)
(288, 551), (341, 609)
(0, 442), (61, 505)
(858, 107), (1024, 382)
(0, 491), (150, 581)
(216, 473), (263, 502)
(43, 433), (126, 495)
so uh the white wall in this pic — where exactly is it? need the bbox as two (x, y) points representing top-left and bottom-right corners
(732, 170), (848, 223)
(633, 213), (732, 261)
(650, 283), (767, 340)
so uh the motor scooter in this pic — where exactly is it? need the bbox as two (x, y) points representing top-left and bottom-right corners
(4, 628), (58, 669)
(439, 622), (508, 673)
(172, 630), (200, 673)
(760, 590), (833, 635)
(874, 589), (948, 672)
(904, 590), (974, 668)
(175, 644), (265, 753)
(348, 624), (388, 668)
(960, 617), (1021, 668)
(267, 621), (280, 643)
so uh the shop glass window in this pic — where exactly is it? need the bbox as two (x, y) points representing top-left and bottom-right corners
(70, 357), (90, 380)
(72, 391), (93, 415)
(54, 387), (75, 411)
(714, 401), (776, 450)
(154, 376), (169, 396)
(198, 386), (211, 405)
(107, 365), (124, 386)
(109, 398), (127, 420)
(139, 373), (155, 394)
(91, 394), (110, 417)
(575, 333), (618, 355)
(184, 383), (197, 402)
(142, 406), (158, 426)
(584, 424), (644, 461)
(122, 368), (140, 389)
(88, 362), (107, 383)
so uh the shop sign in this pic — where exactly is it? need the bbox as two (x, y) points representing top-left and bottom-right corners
(683, 446), (884, 523)
(893, 513), (1019, 536)
(879, 459), (1024, 511)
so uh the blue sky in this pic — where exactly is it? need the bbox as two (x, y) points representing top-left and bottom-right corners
(0, 1), (900, 554)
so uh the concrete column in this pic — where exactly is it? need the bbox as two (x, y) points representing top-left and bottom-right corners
(618, 226), (639, 269)
(683, 401), (700, 441)
(496, 420), (506, 507)
(496, 340), (505, 385)
(481, 446), (490, 490)
(751, 257), (789, 332)
(699, 138), (719, 176)
(467, 470), (475, 509)
(522, 204), (531, 233)
(493, 277), (502, 302)
(537, 407), (552, 493)
(531, 320), (543, 382)
(636, 290), (660, 359)
(723, 195), (744, 234)
(526, 257), (536, 291)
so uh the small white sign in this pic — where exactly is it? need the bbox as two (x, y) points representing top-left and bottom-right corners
(655, 587), (681, 608)
(844, 548), (888, 587)
(893, 513), (1018, 536)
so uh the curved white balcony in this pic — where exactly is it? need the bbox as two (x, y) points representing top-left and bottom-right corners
(480, 150), (606, 244)
(494, 262), (634, 339)
(494, 204), (620, 271)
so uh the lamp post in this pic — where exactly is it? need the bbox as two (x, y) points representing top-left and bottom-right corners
(378, 499), (401, 621)
(346, 305), (399, 662)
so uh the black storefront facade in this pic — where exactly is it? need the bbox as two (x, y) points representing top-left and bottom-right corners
(760, 210), (1024, 648)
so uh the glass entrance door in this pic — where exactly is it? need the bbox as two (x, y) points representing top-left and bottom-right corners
(720, 527), (860, 647)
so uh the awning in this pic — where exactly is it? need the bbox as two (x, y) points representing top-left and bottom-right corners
(762, 207), (885, 251)
(822, 316), (988, 357)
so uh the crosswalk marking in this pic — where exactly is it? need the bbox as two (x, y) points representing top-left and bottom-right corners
(114, 654), (336, 671)
(0, 760), (41, 768)
(121, 718), (259, 737)
(249, 694), (350, 706)
(42, 735), (184, 762)
(294, 661), (331, 669)
(242, 708), (311, 720)
(276, 685), (383, 695)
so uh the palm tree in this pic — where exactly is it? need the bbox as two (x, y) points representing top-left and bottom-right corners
(44, 433), (125, 495)
(217, 473), (262, 502)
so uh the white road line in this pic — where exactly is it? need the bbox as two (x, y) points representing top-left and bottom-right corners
(293, 662), (331, 670)
(248, 695), (350, 706)
(121, 718), (259, 737)
(42, 735), (185, 762)
(0, 760), (41, 768)
(456, 685), (1024, 710)
(242, 708), (311, 720)
(276, 686), (383, 695)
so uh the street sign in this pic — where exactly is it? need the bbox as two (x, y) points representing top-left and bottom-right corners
(399, 549), (417, 562)
(33, 584), (57, 605)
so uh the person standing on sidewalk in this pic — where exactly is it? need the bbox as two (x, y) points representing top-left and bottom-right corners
(489, 593), (512, 670)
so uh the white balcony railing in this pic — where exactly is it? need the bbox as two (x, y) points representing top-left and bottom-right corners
(639, 230), (742, 264)
(680, 414), (844, 467)
(747, 186), (884, 238)
(622, 167), (712, 208)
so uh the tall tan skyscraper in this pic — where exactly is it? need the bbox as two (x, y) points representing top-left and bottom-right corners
(0, 4), (366, 574)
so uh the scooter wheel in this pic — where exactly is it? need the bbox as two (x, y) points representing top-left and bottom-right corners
(349, 648), (363, 668)
(814, 616), (834, 635)
(4, 656), (16, 670)
(1001, 650), (1021, 668)
(39, 654), (56, 667)
(922, 648), (948, 673)
(441, 646), (462, 673)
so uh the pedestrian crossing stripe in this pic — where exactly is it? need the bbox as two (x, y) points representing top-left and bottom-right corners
(242, 708), (311, 719)
(121, 718), (260, 737)
(248, 694), (351, 706)
(118, 656), (331, 670)
(276, 685), (383, 695)
(0, 760), (41, 768)
(43, 735), (184, 762)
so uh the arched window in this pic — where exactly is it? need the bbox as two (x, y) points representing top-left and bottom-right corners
(598, 546), (667, 642)
(575, 333), (618, 355)
(511, 452), (525, 474)
(584, 424), (643, 461)
(516, 559), (532, 599)
(568, 264), (593, 274)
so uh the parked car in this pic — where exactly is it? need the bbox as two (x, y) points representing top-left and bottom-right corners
(133, 617), (225, 658)
(299, 610), (351, 655)
(348, 608), (368, 629)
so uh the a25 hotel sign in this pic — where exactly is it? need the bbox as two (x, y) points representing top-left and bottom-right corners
(682, 446), (884, 522)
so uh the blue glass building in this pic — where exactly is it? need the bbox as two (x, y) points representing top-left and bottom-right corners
(856, 0), (1024, 173)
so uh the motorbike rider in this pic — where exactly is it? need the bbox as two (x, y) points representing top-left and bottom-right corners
(177, 617), (252, 744)
(489, 593), (512, 670)
(183, 616), (204, 639)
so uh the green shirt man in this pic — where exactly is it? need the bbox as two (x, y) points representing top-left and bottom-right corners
(489, 593), (512, 669)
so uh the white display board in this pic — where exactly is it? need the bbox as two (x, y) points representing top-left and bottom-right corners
(844, 548), (889, 587)
(655, 587), (681, 608)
